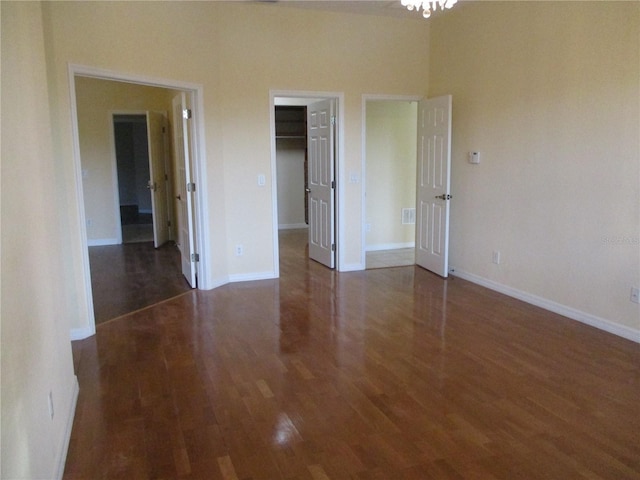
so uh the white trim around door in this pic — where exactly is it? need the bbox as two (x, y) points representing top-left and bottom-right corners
(269, 90), (346, 274)
(68, 64), (211, 340)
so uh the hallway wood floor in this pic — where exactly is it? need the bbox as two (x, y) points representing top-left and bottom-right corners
(89, 242), (192, 324)
(66, 231), (640, 479)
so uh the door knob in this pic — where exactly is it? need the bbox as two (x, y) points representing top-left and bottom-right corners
(435, 194), (452, 200)
(305, 188), (311, 193)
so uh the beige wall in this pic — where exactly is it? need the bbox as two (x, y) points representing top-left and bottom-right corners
(2, 2), (639, 478)
(365, 100), (417, 250)
(36, 0), (640, 335)
(42, 1), (430, 316)
(429, 1), (640, 333)
(1, 2), (78, 478)
(75, 77), (177, 243)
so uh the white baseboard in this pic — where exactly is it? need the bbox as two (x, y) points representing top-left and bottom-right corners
(339, 262), (365, 272)
(70, 325), (95, 341)
(228, 271), (278, 283)
(202, 275), (230, 291)
(87, 238), (119, 247)
(278, 223), (308, 230)
(55, 376), (79, 480)
(366, 242), (415, 252)
(451, 268), (640, 344)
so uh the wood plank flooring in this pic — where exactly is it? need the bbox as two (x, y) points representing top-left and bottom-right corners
(88, 242), (192, 324)
(366, 248), (415, 269)
(66, 230), (640, 479)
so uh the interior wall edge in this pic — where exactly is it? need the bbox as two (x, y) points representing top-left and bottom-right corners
(54, 378), (79, 480)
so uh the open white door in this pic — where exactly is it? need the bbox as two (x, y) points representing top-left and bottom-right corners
(307, 99), (336, 268)
(147, 111), (171, 248)
(416, 95), (452, 277)
(171, 93), (197, 287)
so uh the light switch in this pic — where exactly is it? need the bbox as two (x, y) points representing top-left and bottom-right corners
(257, 174), (266, 186)
(469, 152), (480, 164)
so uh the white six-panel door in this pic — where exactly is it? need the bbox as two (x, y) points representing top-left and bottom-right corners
(416, 95), (452, 277)
(307, 99), (336, 268)
(171, 93), (197, 287)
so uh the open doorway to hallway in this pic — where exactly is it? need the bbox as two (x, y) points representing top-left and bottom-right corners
(73, 74), (200, 327)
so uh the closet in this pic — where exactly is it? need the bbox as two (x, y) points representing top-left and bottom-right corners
(275, 106), (308, 228)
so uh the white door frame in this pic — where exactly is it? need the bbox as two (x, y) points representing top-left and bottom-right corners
(269, 90), (345, 275)
(361, 94), (423, 269)
(69, 64), (211, 339)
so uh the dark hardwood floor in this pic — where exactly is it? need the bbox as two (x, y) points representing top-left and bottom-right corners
(88, 241), (192, 324)
(66, 230), (640, 479)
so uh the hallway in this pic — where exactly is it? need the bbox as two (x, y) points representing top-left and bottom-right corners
(88, 242), (192, 324)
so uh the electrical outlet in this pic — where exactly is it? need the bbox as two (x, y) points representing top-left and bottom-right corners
(48, 391), (54, 420)
(631, 287), (639, 304)
(235, 245), (243, 256)
(492, 250), (501, 265)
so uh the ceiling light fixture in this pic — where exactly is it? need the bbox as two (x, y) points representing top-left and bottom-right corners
(401, 0), (458, 19)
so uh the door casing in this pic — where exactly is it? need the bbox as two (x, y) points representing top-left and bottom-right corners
(269, 90), (345, 275)
(69, 64), (210, 340)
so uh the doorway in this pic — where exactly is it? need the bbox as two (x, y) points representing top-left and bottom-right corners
(274, 105), (309, 270)
(362, 94), (453, 276)
(363, 98), (419, 269)
(270, 91), (344, 275)
(70, 66), (209, 338)
(113, 114), (156, 244)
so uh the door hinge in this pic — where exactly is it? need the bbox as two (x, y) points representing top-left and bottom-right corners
(331, 115), (336, 126)
(331, 243), (336, 252)
(183, 108), (192, 120)
(162, 126), (166, 134)
(331, 180), (335, 189)
(167, 220), (171, 227)
(187, 182), (196, 192)
(191, 253), (199, 262)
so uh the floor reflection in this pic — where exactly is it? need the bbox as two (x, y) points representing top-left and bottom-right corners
(67, 228), (640, 480)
